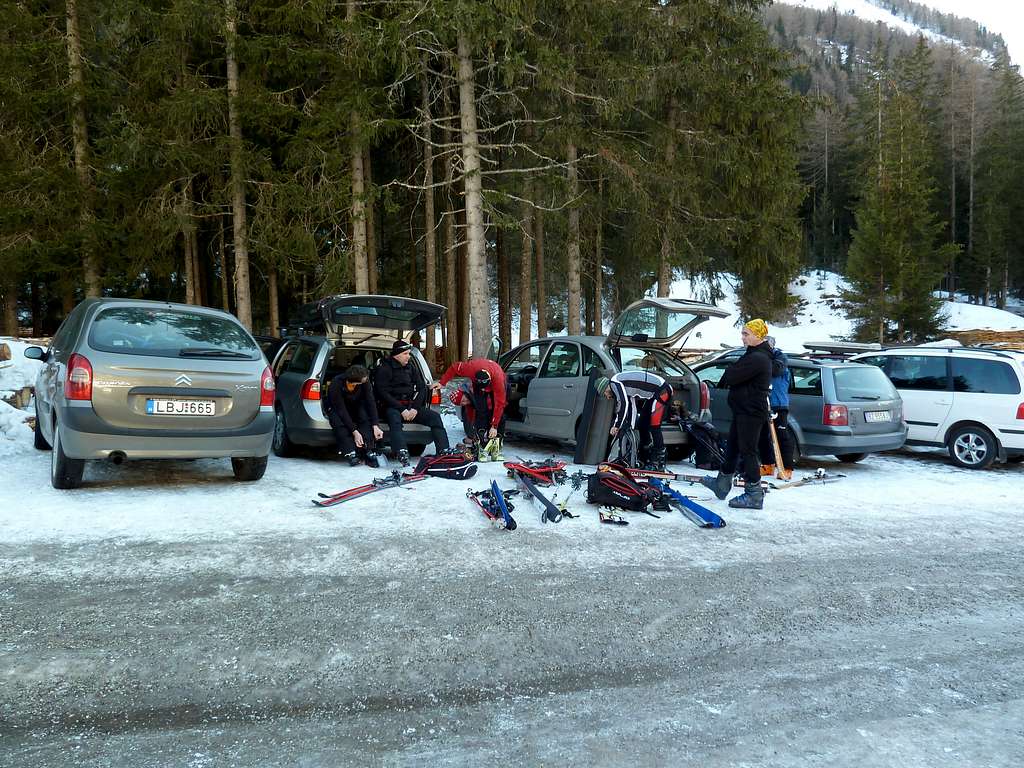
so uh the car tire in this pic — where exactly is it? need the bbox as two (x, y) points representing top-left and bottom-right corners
(947, 425), (997, 470)
(50, 421), (85, 489)
(834, 453), (867, 463)
(34, 402), (51, 450)
(232, 455), (268, 481)
(272, 408), (295, 458)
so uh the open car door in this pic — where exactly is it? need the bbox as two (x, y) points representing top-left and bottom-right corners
(605, 297), (729, 349)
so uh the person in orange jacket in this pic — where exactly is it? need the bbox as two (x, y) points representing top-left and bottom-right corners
(436, 358), (508, 458)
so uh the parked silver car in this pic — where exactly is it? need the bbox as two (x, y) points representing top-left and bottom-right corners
(498, 297), (729, 454)
(270, 294), (446, 456)
(693, 349), (908, 461)
(25, 298), (275, 489)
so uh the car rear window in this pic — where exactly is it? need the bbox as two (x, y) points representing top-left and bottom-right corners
(833, 365), (899, 401)
(951, 357), (1021, 395)
(88, 307), (259, 359)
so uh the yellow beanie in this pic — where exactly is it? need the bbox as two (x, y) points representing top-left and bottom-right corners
(744, 318), (769, 340)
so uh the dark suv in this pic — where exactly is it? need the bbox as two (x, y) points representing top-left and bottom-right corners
(269, 294), (445, 457)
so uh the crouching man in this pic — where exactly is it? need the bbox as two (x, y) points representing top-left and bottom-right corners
(326, 364), (384, 467)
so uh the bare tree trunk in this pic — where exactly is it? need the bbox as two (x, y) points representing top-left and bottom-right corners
(421, 59), (438, 372)
(456, 31), (492, 358)
(226, 0), (252, 329)
(566, 142), (582, 336)
(184, 226), (195, 304)
(268, 266), (280, 337)
(192, 231), (204, 305)
(65, 0), (100, 297)
(1, 282), (17, 338)
(659, 102), (677, 301)
(458, 222), (469, 359)
(948, 55), (957, 300)
(365, 148), (378, 294)
(219, 224), (231, 312)
(445, 204), (459, 365)
(535, 208), (546, 338)
(497, 227), (511, 352)
(968, 74), (976, 287)
(594, 174), (603, 336)
(519, 190), (533, 344)
(347, 1), (368, 294)
(31, 281), (41, 337)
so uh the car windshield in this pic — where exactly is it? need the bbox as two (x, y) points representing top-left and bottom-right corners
(833, 365), (899, 401)
(88, 307), (260, 359)
(616, 347), (689, 377)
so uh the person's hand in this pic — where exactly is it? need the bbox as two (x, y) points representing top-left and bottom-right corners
(408, 408), (418, 420)
(610, 426), (619, 437)
(487, 426), (498, 440)
(352, 430), (364, 448)
(372, 425), (384, 441)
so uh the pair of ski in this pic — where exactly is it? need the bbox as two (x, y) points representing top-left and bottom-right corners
(466, 481), (518, 530)
(312, 469), (427, 507)
(599, 461), (726, 529)
(769, 469), (845, 490)
(504, 459), (571, 523)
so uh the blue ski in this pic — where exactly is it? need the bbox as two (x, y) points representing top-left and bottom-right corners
(649, 478), (726, 529)
(491, 480), (518, 530)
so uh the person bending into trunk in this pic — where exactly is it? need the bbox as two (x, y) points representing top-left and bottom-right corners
(375, 340), (448, 466)
(436, 358), (508, 461)
(701, 319), (774, 509)
(597, 370), (674, 471)
(758, 336), (795, 481)
(326, 364), (384, 467)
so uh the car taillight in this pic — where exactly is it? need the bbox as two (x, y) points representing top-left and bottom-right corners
(822, 403), (848, 426)
(65, 353), (93, 401)
(1017, 402), (1024, 420)
(300, 378), (321, 401)
(699, 381), (710, 412)
(260, 366), (275, 407)
(430, 389), (441, 406)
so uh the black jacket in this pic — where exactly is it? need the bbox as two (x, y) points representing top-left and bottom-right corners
(720, 342), (773, 418)
(326, 376), (379, 430)
(374, 356), (427, 411)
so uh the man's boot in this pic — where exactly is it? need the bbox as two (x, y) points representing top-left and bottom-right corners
(397, 448), (410, 467)
(648, 447), (667, 472)
(700, 472), (734, 501)
(364, 451), (382, 469)
(486, 437), (504, 462)
(341, 451), (360, 467)
(728, 482), (765, 510)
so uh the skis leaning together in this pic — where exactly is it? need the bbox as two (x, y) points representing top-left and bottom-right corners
(466, 481), (518, 531)
(504, 460), (569, 523)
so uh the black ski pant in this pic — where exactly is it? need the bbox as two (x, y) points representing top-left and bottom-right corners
(720, 413), (766, 485)
(758, 407), (795, 470)
(328, 412), (377, 456)
(636, 383), (673, 456)
(461, 382), (510, 441)
(384, 406), (449, 453)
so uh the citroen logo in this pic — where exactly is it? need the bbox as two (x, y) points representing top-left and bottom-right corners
(175, 374), (193, 387)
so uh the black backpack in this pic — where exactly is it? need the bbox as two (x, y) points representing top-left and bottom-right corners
(586, 469), (661, 511)
(687, 420), (723, 471)
(414, 451), (478, 480)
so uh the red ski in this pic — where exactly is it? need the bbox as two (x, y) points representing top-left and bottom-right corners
(313, 470), (428, 507)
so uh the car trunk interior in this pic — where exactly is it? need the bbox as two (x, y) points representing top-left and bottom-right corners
(318, 344), (388, 417)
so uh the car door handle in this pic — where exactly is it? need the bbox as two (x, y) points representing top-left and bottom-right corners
(562, 384), (574, 389)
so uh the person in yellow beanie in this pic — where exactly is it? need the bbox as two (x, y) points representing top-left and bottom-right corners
(700, 318), (773, 509)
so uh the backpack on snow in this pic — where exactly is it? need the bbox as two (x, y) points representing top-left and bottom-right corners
(684, 420), (724, 471)
(586, 469), (661, 512)
(414, 451), (478, 480)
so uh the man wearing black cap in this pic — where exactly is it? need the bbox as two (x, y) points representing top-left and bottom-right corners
(374, 339), (449, 465)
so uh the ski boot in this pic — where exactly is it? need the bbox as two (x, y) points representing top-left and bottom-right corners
(364, 451), (383, 469)
(457, 439), (480, 461)
(396, 448), (410, 467)
(700, 472), (734, 501)
(341, 451), (360, 467)
(645, 447), (667, 472)
(480, 437), (503, 462)
(728, 481), (765, 510)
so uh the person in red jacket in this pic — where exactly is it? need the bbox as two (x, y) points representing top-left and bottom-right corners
(436, 358), (508, 459)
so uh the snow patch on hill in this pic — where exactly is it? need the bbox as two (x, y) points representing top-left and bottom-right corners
(785, 0), (970, 52)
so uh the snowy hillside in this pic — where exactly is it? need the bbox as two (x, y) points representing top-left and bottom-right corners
(658, 270), (1024, 351)
(783, 0), (971, 52)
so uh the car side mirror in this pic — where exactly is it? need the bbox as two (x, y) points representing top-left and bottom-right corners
(23, 346), (47, 361)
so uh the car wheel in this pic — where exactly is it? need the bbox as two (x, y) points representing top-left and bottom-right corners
(50, 421), (85, 489)
(834, 453), (867, 463)
(947, 425), (997, 470)
(272, 408), (294, 458)
(232, 455), (268, 481)
(33, 402), (51, 450)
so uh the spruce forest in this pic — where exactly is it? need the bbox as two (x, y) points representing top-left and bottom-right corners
(1, 0), (1021, 362)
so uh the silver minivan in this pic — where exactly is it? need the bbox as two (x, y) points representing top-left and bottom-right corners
(25, 298), (275, 489)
